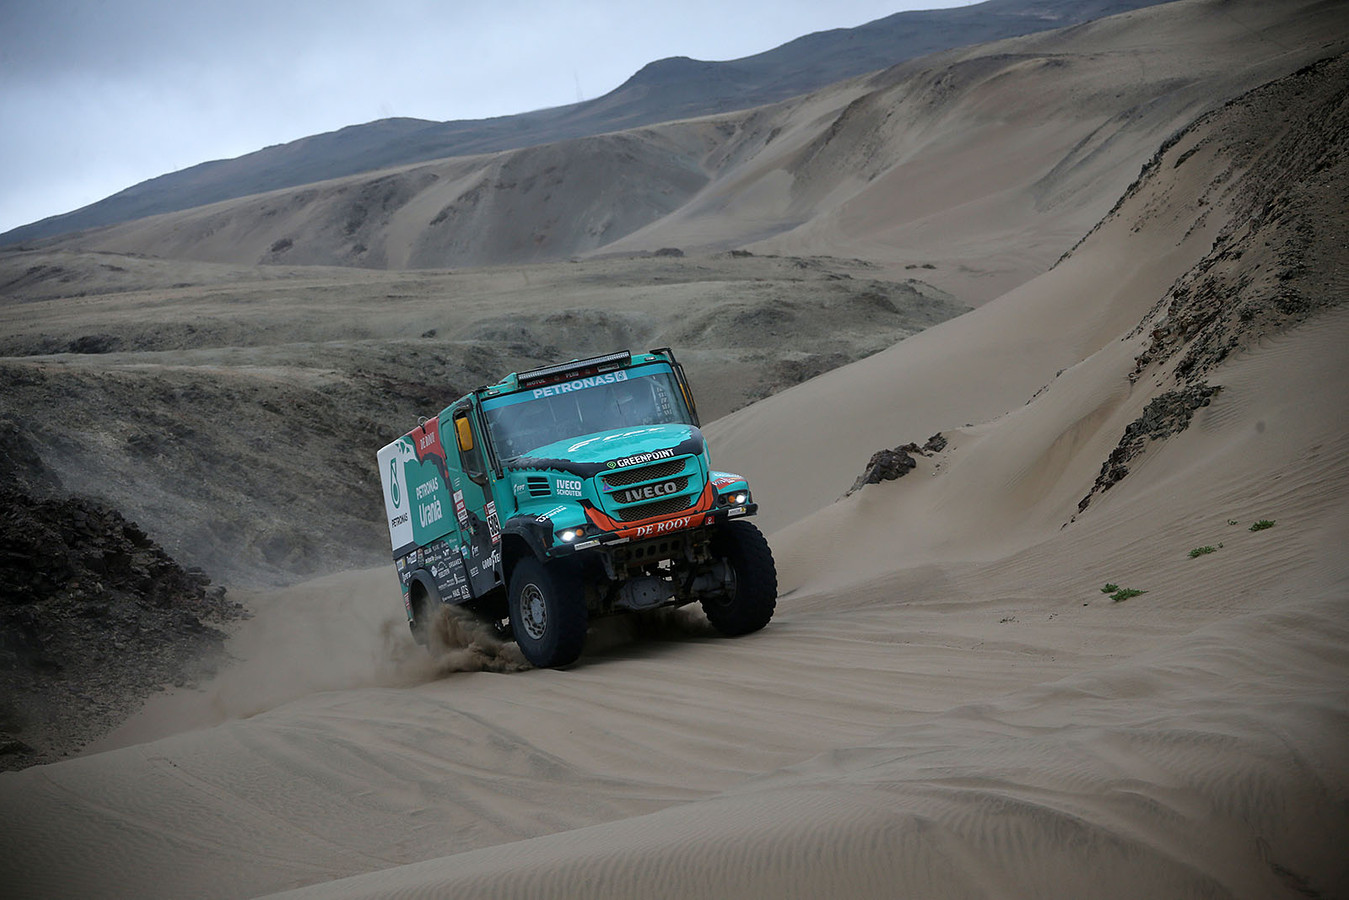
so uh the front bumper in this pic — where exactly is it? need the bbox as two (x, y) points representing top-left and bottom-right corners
(545, 501), (758, 559)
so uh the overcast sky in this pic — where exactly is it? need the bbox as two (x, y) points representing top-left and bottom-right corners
(0, 0), (981, 235)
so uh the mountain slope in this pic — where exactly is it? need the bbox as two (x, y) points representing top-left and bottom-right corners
(39, 0), (1349, 310)
(0, 0), (1170, 246)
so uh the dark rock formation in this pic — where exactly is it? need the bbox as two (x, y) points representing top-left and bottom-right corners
(1077, 383), (1221, 513)
(0, 475), (246, 769)
(848, 433), (946, 495)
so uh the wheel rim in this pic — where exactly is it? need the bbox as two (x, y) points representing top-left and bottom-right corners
(519, 582), (548, 640)
(707, 560), (738, 609)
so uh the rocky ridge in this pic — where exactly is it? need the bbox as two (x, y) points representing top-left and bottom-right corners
(0, 424), (246, 769)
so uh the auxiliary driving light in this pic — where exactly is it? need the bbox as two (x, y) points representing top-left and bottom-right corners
(560, 528), (581, 542)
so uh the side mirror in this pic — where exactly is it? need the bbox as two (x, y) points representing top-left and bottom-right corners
(454, 416), (474, 452)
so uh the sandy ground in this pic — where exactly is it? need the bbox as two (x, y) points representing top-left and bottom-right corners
(3, 297), (1346, 895)
(2, 1), (1348, 897)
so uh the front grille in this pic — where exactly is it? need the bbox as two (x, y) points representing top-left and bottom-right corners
(602, 459), (684, 488)
(526, 476), (551, 498)
(617, 494), (696, 522)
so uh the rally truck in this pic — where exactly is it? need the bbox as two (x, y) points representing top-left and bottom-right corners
(376, 348), (776, 668)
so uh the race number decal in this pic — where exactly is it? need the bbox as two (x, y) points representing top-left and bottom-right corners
(486, 501), (501, 544)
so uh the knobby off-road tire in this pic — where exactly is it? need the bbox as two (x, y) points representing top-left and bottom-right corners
(412, 581), (467, 657)
(508, 557), (588, 668)
(702, 520), (777, 636)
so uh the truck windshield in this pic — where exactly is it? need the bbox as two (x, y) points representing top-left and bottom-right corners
(481, 363), (694, 461)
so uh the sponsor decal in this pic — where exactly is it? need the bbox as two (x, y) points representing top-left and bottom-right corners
(632, 515), (695, 539)
(531, 370), (627, 399)
(556, 478), (583, 497)
(711, 473), (742, 489)
(389, 459), (402, 507)
(536, 504), (569, 523)
(514, 482), (529, 496)
(390, 512), (410, 528)
(415, 417), (444, 462)
(614, 480), (679, 504)
(453, 490), (468, 527)
(416, 475), (441, 500)
(568, 426), (663, 454)
(607, 447), (677, 469)
(418, 498), (443, 528)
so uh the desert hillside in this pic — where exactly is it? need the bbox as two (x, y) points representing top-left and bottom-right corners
(0, 251), (962, 590)
(34, 0), (1349, 307)
(1, 0), (1347, 897)
(0, 0), (1169, 246)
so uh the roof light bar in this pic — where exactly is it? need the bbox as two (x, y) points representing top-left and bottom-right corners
(517, 351), (633, 390)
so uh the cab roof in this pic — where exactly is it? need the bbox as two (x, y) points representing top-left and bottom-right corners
(474, 349), (672, 399)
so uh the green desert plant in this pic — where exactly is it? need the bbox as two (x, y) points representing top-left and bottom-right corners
(1101, 583), (1119, 593)
(1250, 519), (1276, 531)
(1188, 545), (1221, 558)
(1110, 587), (1147, 602)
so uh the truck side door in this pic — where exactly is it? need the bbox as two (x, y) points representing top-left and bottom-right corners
(449, 403), (502, 597)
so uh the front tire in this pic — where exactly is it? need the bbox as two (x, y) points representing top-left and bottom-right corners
(508, 557), (588, 668)
(701, 521), (777, 636)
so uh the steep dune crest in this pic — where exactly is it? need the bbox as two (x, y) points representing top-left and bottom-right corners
(648, 0), (1349, 299)
(709, 49), (1349, 535)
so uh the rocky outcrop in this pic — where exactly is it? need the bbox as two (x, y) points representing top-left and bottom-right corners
(1078, 55), (1348, 520)
(0, 437), (246, 769)
(847, 433), (947, 495)
(1077, 383), (1221, 514)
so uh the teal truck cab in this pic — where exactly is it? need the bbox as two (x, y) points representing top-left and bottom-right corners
(376, 348), (776, 667)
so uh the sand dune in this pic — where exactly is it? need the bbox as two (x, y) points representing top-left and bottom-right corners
(254, 599), (1349, 900)
(2, 1), (1347, 898)
(709, 40), (1349, 534)
(4, 300), (1345, 896)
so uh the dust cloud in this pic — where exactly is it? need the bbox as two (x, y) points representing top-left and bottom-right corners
(88, 570), (719, 754)
(86, 570), (526, 751)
